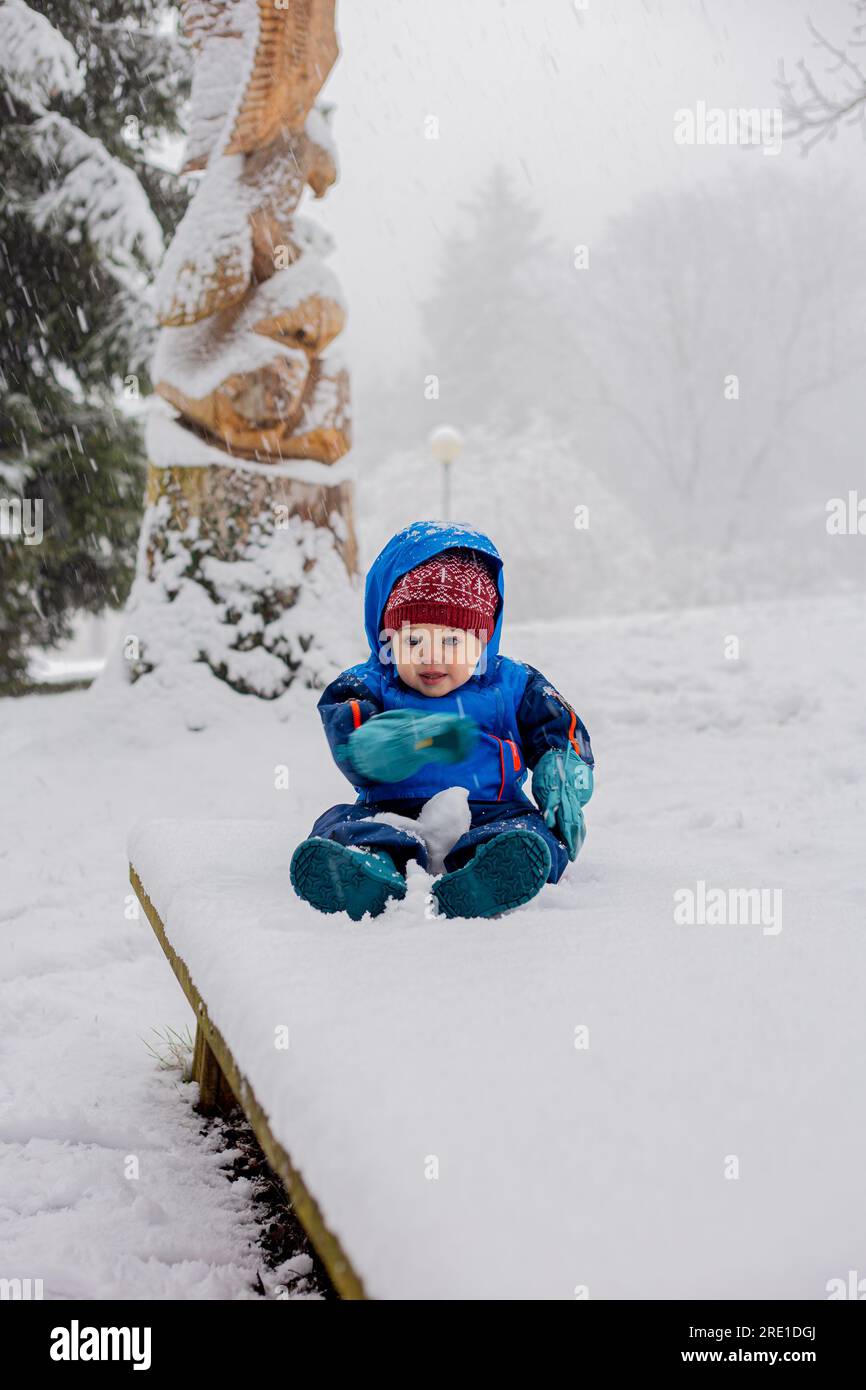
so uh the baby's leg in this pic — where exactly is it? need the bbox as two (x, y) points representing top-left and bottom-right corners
(292, 803), (429, 920)
(432, 819), (552, 918)
(443, 801), (569, 884)
(308, 802), (430, 874)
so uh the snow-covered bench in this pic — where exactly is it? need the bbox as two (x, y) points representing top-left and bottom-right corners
(129, 822), (366, 1299)
(129, 816), (864, 1301)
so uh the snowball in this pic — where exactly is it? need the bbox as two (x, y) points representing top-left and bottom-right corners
(374, 787), (472, 875)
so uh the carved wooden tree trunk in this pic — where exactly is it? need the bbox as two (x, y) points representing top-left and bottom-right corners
(124, 0), (357, 698)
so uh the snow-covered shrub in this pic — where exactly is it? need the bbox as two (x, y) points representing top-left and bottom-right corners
(120, 471), (361, 700)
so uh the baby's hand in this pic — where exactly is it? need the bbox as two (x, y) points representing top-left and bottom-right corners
(348, 710), (478, 783)
(532, 747), (593, 860)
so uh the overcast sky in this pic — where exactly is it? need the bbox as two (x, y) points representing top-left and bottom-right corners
(307, 0), (861, 399)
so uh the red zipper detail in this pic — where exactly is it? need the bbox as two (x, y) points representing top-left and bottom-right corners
(496, 738), (506, 800)
(550, 691), (582, 758)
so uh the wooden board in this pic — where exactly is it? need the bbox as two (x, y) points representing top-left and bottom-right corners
(129, 863), (367, 1300)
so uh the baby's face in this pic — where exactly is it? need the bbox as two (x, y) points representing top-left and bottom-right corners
(392, 623), (485, 696)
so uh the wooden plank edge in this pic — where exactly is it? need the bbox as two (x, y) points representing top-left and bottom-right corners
(129, 862), (368, 1301)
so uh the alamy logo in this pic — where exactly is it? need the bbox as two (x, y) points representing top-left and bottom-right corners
(50, 1320), (152, 1371)
(0, 496), (44, 545)
(376, 626), (490, 673)
(673, 880), (782, 936)
(826, 1270), (866, 1300)
(674, 101), (782, 156)
(0, 1277), (43, 1299)
(826, 492), (866, 535)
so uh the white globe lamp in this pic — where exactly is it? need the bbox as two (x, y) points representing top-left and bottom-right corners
(429, 425), (465, 521)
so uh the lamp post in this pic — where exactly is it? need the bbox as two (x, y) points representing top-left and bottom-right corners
(429, 426), (465, 522)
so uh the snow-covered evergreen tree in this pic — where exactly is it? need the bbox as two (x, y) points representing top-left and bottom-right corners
(0, 1), (189, 692)
(362, 164), (595, 453)
(418, 165), (592, 435)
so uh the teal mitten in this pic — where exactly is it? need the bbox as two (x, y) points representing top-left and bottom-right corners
(347, 710), (479, 783)
(532, 746), (594, 860)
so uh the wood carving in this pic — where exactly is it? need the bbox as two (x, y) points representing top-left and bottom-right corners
(151, 0), (351, 477)
(130, 0), (356, 697)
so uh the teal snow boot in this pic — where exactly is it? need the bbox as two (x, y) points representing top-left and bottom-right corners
(432, 829), (552, 919)
(290, 838), (406, 921)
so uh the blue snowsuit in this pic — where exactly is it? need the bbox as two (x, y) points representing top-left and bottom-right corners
(308, 521), (594, 882)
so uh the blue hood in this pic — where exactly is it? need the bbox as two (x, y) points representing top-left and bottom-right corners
(364, 521), (505, 664)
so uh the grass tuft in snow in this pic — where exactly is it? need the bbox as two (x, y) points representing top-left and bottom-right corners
(141, 1024), (195, 1081)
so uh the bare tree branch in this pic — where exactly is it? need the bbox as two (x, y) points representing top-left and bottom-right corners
(780, 7), (866, 151)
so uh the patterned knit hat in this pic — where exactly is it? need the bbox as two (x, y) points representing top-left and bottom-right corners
(382, 549), (498, 639)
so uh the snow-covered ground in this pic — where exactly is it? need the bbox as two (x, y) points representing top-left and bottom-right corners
(2, 590), (865, 1297)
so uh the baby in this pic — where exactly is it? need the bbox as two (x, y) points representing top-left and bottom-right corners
(290, 521), (594, 919)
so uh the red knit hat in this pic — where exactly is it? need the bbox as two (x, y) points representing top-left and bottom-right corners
(383, 549), (498, 639)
